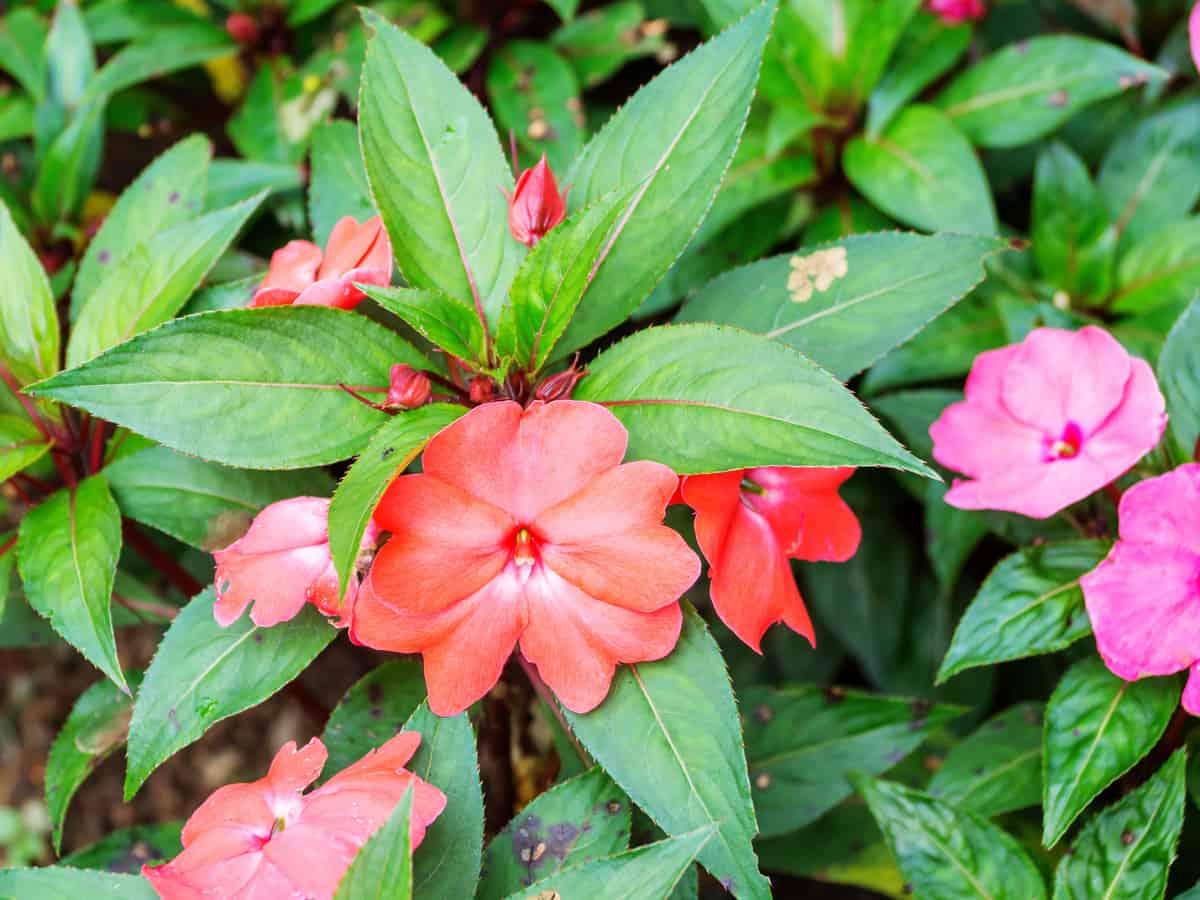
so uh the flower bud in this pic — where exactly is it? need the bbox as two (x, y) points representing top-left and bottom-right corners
(506, 155), (568, 247)
(534, 368), (586, 403)
(926, 0), (986, 23)
(468, 376), (497, 405)
(385, 364), (431, 410)
(225, 13), (260, 46)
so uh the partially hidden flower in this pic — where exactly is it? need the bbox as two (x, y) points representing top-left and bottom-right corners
(505, 155), (568, 247)
(927, 0), (986, 23)
(1082, 464), (1200, 715)
(930, 326), (1166, 519)
(143, 732), (446, 900)
(213, 497), (380, 629)
(679, 468), (860, 652)
(1191, 1), (1200, 75)
(252, 215), (391, 310)
(350, 400), (700, 715)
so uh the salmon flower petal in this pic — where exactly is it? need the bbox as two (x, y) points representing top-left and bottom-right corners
(251, 215), (392, 310)
(931, 326), (1166, 519)
(351, 400), (700, 715)
(143, 733), (445, 900)
(213, 497), (379, 629)
(680, 467), (860, 652)
(1082, 464), (1200, 714)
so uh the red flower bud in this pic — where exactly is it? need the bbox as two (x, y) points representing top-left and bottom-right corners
(534, 368), (587, 403)
(468, 376), (497, 405)
(385, 364), (431, 410)
(226, 13), (260, 46)
(506, 155), (568, 247)
(926, 0), (985, 23)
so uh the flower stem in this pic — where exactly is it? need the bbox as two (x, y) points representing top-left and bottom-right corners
(113, 592), (180, 622)
(516, 653), (592, 768)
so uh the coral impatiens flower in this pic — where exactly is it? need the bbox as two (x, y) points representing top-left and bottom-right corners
(350, 400), (700, 715)
(927, 0), (986, 23)
(214, 497), (380, 629)
(252, 215), (392, 310)
(1082, 465), (1200, 715)
(680, 468), (860, 652)
(930, 327), (1166, 519)
(143, 733), (446, 900)
(505, 155), (568, 247)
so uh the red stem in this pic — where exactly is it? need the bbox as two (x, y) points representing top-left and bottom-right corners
(113, 592), (179, 622)
(0, 534), (16, 557)
(122, 521), (204, 598)
(88, 418), (107, 474)
(516, 653), (591, 767)
(0, 365), (58, 445)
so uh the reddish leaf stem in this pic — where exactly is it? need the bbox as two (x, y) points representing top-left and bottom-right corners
(0, 364), (58, 445)
(122, 521), (204, 598)
(113, 592), (180, 622)
(88, 418), (108, 474)
(0, 534), (16, 557)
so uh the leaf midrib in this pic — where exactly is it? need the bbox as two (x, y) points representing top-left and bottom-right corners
(1051, 685), (1125, 838)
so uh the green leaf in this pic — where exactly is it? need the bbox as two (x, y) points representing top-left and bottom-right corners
(564, 604), (770, 900)
(936, 36), (1165, 148)
(1042, 658), (1181, 847)
(403, 702), (485, 900)
(46, 673), (141, 852)
(1052, 749), (1187, 900)
(505, 828), (714, 900)
(363, 286), (487, 365)
(104, 445), (333, 551)
(551, 3), (665, 88)
(479, 767), (631, 899)
(1031, 142), (1115, 299)
(1112, 219), (1200, 315)
(309, 119), (375, 247)
(328, 404), (464, 598)
(30, 307), (427, 470)
(83, 23), (233, 101)
(0, 415), (51, 482)
(0, 868), (157, 900)
(43, 0), (95, 122)
(334, 787), (414, 900)
(17, 478), (126, 692)
(928, 702), (1043, 818)
(0, 91), (34, 142)
(574, 323), (934, 477)
(487, 41), (584, 173)
(543, 0), (580, 22)
(0, 199), (60, 384)
(32, 100), (105, 225)
(554, 1), (773, 357)
(678, 233), (1003, 381)
(0, 8), (49, 101)
(760, 0), (921, 113)
(1158, 298), (1200, 464)
(855, 775), (1047, 900)
(204, 159), (303, 210)
(124, 588), (335, 798)
(321, 660), (428, 778)
(68, 193), (265, 365)
(359, 10), (523, 326)
(60, 822), (183, 872)
(866, 12), (970, 137)
(742, 684), (961, 837)
(72, 135), (212, 319)
(938, 541), (1110, 682)
(845, 106), (996, 234)
(497, 189), (630, 372)
(1099, 100), (1200, 250)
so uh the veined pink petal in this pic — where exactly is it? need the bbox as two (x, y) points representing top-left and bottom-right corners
(1113, 463), (1200, 551)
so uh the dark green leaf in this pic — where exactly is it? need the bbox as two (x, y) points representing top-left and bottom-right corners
(105, 445), (333, 551)
(1043, 658), (1180, 847)
(204, 159), (303, 210)
(856, 775), (1047, 900)
(928, 703), (1043, 817)
(60, 822), (183, 873)
(866, 12), (970, 137)
(309, 120), (375, 247)
(0, 415), (51, 483)
(432, 24), (488, 74)
(1053, 749), (1186, 900)
(321, 660), (428, 778)
(575, 324), (935, 476)
(936, 36), (1165, 148)
(328, 405), (464, 598)
(1112, 219), (1200, 315)
(551, 3), (665, 88)
(487, 41), (584, 172)
(363, 286), (487, 366)
(938, 541), (1110, 682)
(360, 11), (523, 325)
(32, 100), (105, 225)
(743, 683), (961, 837)
(124, 588), (335, 798)
(1031, 142), (1115, 299)
(555, 1), (773, 356)
(334, 787), (413, 900)
(564, 605), (770, 900)
(0, 8), (49, 100)
(0, 868), (157, 899)
(83, 23), (233, 101)
(47, 674), (141, 852)
(678, 233), (1003, 381)
(30, 307), (427, 470)
(1158, 298), (1200, 464)
(0, 198), (60, 384)
(17, 478), (126, 692)
(479, 767), (631, 899)
(845, 106), (996, 234)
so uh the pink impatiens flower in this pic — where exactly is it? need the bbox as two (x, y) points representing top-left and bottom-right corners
(252, 215), (392, 310)
(213, 497), (380, 628)
(1082, 464), (1200, 715)
(1191, 2), (1200, 75)
(930, 326), (1166, 519)
(927, 0), (985, 23)
(350, 400), (701, 716)
(143, 732), (446, 900)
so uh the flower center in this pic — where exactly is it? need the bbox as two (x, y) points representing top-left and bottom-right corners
(511, 527), (540, 582)
(1046, 422), (1083, 461)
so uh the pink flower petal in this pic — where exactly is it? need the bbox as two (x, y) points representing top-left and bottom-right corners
(1114, 463), (1200, 551)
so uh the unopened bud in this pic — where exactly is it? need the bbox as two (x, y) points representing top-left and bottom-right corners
(385, 364), (431, 410)
(468, 376), (497, 405)
(505, 155), (568, 248)
(226, 13), (260, 46)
